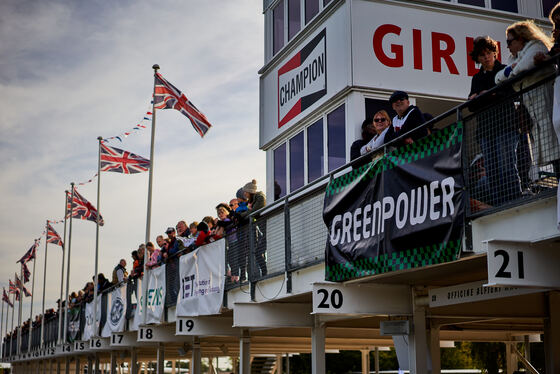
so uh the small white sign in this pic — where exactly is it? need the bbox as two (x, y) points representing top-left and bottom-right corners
(73, 340), (87, 351)
(486, 240), (560, 288)
(429, 280), (545, 308)
(89, 337), (110, 350)
(176, 317), (238, 336)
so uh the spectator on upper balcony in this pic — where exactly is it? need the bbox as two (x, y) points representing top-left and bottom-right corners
(160, 227), (176, 261)
(215, 203), (235, 238)
(112, 259), (128, 284)
(96, 274), (111, 293)
(239, 180), (266, 219)
(383, 91), (428, 147)
(156, 235), (167, 251)
(146, 241), (160, 268)
(468, 35), (521, 206)
(496, 21), (560, 179)
(129, 250), (140, 278)
(172, 220), (196, 255)
(195, 221), (214, 247)
(360, 110), (392, 156)
(189, 222), (198, 239)
(350, 117), (376, 161)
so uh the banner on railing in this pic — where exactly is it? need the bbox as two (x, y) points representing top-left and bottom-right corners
(324, 122), (465, 282)
(130, 278), (143, 331)
(82, 300), (102, 341)
(145, 264), (166, 324)
(67, 307), (81, 342)
(176, 239), (225, 317)
(101, 285), (127, 337)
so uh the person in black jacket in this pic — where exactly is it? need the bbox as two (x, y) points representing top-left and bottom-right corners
(350, 117), (376, 160)
(383, 91), (428, 147)
(468, 36), (521, 206)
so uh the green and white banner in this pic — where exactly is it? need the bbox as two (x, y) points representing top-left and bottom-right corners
(145, 264), (166, 324)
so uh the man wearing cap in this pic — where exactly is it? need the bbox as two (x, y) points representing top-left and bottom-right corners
(161, 227), (176, 260)
(383, 91), (428, 146)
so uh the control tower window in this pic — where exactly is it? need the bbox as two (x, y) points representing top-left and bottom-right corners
(458, 0), (485, 7)
(542, 0), (557, 16)
(307, 118), (324, 182)
(273, 0), (285, 55)
(305, 0), (320, 24)
(491, 0), (518, 12)
(290, 132), (305, 192)
(323, 0), (332, 6)
(274, 143), (287, 200)
(328, 104), (346, 172)
(288, 0), (301, 40)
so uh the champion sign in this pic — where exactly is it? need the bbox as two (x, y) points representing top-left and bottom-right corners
(278, 29), (327, 128)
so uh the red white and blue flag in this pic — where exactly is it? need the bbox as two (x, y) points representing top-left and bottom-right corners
(22, 285), (31, 297)
(153, 72), (212, 137)
(46, 222), (64, 247)
(8, 280), (17, 295)
(2, 288), (13, 307)
(22, 263), (31, 283)
(14, 274), (22, 290)
(100, 143), (150, 174)
(67, 188), (104, 226)
(17, 240), (39, 264)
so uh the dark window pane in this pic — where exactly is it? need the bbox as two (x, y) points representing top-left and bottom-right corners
(305, 0), (319, 24)
(307, 119), (324, 182)
(543, 0), (556, 17)
(290, 132), (305, 192)
(273, 0), (285, 55)
(491, 0), (518, 12)
(288, 0), (301, 40)
(274, 144), (287, 200)
(458, 0), (485, 6)
(328, 105), (346, 171)
(323, 0), (332, 6)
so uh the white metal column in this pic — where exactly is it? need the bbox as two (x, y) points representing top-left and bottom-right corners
(361, 350), (370, 374)
(311, 316), (325, 374)
(408, 305), (429, 374)
(191, 337), (201, 374)
(276, 354), (283, 374)
(239, 330), (251, 374)
(156, 343), (165, 374)
(110, 351), (117, 374)
(429, 323), (441, 374)
(374, 347), (380, 374)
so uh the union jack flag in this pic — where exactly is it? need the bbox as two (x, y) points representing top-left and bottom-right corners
(153, 72), (212, 137)
(15, 274), (22, 289)
(8, 280), (17, 294)
(66, 188), (104, 226)
(46, 222), (64, 247)
(22, 263), (31, 283)
(100, 143), (150, 174)
(22, 285), (31, 297)
(2, 288), (13, 307)
(17, 239), (39, 264)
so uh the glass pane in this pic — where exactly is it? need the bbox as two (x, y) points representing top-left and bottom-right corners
(307, 119), (324, 182)
(273, 0), (285, 55)
(288, 0), (301, 40)
(290, 132), (305, 192)
(328, 105), (346, 172)
(458, 0), (485, 6)
(491, 0), (518, 12)
(305, 0), (319, 24)
(323, 0), (332, 6)
(542, 0), (556, 17)
(274, 144), (287, 200)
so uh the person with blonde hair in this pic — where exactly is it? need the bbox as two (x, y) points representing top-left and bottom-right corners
(496, 20), (560, 181)
(360, 110), (392, 155)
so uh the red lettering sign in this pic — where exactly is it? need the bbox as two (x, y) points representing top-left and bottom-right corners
(431, 32), (459, 75)
(372, 24), (403, 68)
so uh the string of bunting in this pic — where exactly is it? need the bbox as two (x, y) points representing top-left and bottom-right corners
(101, 106), (153, 144)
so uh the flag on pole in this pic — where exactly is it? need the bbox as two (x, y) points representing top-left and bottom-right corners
(17, 240), (39, 264)
(15, 274), (22, 289)
(8, 280), (17, 294)
(153, 72), (213, 137)
(67, 188), (104, 226)
(100, 143), (150, 174)
(46, 222), (64, 247)
(22, 263), (31, 283)
(22, 286), (31, 297)
(2, 288), (13, 307)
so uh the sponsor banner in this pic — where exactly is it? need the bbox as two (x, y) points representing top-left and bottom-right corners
(130, 277), (144, 331)
(176, 240), (225, 317)
(278, 29), (327, 128)
(146, 264), (166, 324)
(67, 307), (81, 343)
(101, 285), (127, 337)
(82, 300), (102, 341)
(324, 123), (465, 282)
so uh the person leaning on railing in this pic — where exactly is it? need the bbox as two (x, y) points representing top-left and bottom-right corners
(350, 117), (376, 161)
(360, 110), (392, 156)
(496, 20), (560, 181)
(383, 91), (429, 147)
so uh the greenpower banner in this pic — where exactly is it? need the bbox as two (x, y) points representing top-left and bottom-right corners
(324, 122), (465, 282)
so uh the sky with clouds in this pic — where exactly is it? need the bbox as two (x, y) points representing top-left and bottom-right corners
(0, 0), (265, 324)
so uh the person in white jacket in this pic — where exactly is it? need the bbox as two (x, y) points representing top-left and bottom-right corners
(495, 20), (560, 182)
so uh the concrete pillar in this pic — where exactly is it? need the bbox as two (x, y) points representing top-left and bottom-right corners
(408, 305), (429, 374)
(65, 357), (71, 374)
(374, 348), (379, 374)
(75, 356), (80, 374)
(505, 342), (517, 374)
(191, 337), (201, 374)
(276, 354), (283, 374)
(360, 350), (370, 374)
(110, 351), (117, 374)
(544, 291), (560, 374)
(171, 360), (176, 374)
(87, 356), (93, 374)
(239, 330), (250, 374)
(285, 353), (290, 374)
(130, 348), (138, 374)
(94, 354), (100, 374)
(428, 324), (441, 374)
(311, 316), (325, 374)
(156, 343), (165, 374)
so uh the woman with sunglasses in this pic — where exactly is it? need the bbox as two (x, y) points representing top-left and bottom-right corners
(360, 110), (392, 155)
(496, 20), (560, 182)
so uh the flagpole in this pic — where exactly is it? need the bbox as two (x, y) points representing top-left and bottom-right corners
(10, 292), (15, 357)
(28, 251), (37, 351)
(63, 183), (75, 344)
(58, 191), (68, 344)
(41, 221), (48, 348)
(5, 294), (11, 358)
(93, 137), (102, 338)
(17, 266), (23, 354)
(144, 63), (159, 324)
(1, 295), (4, 358)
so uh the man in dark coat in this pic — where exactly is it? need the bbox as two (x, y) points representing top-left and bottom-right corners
(383, 90), (428, 147)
